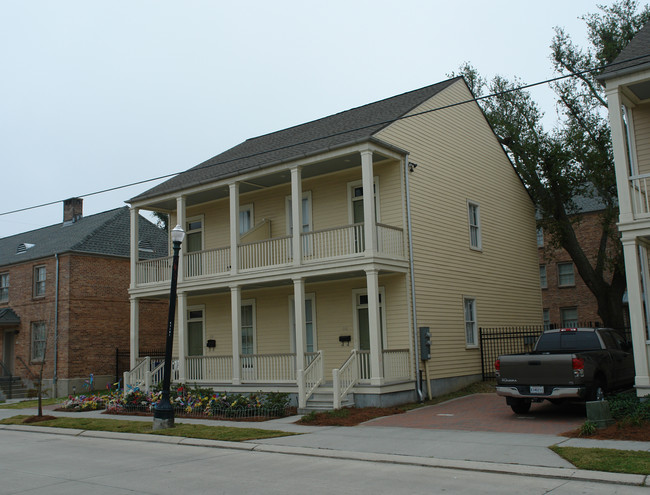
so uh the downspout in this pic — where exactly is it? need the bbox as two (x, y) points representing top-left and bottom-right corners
(53, 254), (59, 397)
(404, 154), (423, 402)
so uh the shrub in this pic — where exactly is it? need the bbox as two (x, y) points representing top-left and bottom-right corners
(579, 420), (597, 437)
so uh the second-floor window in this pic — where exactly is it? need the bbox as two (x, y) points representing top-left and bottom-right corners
(0, 273), (8, 302)
(536, 227), (544, 247)
(467, 201), (482, 250)
(539, 265), (547, 289)
(557, 262), (575, 287)
(239, 204), (254, 235)
(33, 266), (46, 297)
(185, 217), (203, 253)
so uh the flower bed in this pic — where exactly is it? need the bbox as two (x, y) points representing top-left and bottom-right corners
(60, 387), (292, 420)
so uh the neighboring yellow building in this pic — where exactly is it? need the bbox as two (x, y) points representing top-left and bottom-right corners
(127, 77), (542, 409)
(600, 23), (650, 398)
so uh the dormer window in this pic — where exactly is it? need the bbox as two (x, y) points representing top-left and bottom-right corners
(16, 243), (35, 255)
(138, 240), (154, 253)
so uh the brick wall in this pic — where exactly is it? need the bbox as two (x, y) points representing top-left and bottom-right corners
(539, 210), (621, 326)
(0, 253), (167, 392)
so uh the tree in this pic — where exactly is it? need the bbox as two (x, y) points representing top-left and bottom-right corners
(452, 1), (650, 329)
(152, 211), (169, 232)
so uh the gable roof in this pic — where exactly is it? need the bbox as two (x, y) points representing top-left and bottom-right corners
(599, 22), (650, 80)
(130, 78), (461, 203)
(0, 207), (168, 267)
(0, 308), (20, 326)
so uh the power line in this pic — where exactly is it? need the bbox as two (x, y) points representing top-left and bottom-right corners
(1, 53), (648, 218)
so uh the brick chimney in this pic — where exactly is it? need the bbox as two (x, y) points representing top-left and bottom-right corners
(63, 197), (83, 224)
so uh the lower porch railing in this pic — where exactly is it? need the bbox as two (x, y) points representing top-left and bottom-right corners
(357, 349), (411, 382)
(298, 350), (323, 409)
(333, 349), (358, 409)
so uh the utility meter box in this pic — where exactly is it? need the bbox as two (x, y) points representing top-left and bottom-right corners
(419, 326), (431, 361)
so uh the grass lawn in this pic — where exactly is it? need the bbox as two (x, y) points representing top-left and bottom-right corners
(551, 446), (650, 475)
(0, 415), (297, 442)
(0, 398), (63, 409)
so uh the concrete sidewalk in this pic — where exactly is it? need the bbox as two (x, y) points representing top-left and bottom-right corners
(1, 401), (649, 487)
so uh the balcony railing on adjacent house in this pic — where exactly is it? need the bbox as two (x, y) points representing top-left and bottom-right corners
(134, 222), (406, 286)
(630, 174), (650, 218)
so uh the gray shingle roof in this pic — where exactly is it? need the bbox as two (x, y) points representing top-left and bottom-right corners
(130, 78), (461, 203)
(0, 207), (168, 267)
(599, 22), (650, 80)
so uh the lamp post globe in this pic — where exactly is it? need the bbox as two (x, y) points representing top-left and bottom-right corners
(153, 224), (185, 430)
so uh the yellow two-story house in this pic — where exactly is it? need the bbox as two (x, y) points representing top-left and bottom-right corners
(600, 23), (650, 398)
(127, 77), (542, 409)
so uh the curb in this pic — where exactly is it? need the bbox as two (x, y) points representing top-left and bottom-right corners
(1, 424), (647, 487)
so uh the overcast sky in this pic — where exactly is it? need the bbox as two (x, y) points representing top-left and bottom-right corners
(1, 0), (609, 237)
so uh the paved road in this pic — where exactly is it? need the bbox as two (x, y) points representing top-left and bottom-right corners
(1, 429), (647, 495)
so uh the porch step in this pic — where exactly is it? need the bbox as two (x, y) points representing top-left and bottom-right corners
(299, 391), (355, 413)
(0, 376), (30, 400)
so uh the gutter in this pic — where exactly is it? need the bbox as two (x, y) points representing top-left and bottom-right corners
(404, 153), (423, 402)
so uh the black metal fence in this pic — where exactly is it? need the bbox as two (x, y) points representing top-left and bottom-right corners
(115, 348), (165, 385)
(479, 326), (545, 380)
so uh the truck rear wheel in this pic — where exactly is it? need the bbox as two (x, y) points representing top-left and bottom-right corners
(510, 399), (531, 414)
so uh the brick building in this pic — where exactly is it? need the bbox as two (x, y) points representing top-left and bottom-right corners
(0, 199), (168, 397)
(538, 195), (626, 329)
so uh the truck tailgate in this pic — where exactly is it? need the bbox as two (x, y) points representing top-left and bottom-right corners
(499, 354), (575, 384)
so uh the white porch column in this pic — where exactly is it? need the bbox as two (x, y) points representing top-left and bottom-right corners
(622, 238), (650, 395)
(366, 268), (384, 385)
(130, 207), (139, 289)
(361, 150), (377, 255)
(606, 88), (635, 223)
(231, 285), (242, 385)
(291, 167), (303, 266)
(177, 291), (187, 383)
(229, 183), (240, 275)
(176, 196), (186, 283)
(129, 296), (139, 369)
(293, 277), (306, 372)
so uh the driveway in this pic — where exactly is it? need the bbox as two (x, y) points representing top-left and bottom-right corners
(365, 393), (586, 435)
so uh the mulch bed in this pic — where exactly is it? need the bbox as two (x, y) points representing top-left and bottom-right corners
(22, 415), (57, 423)
(562, 421), (650, 441)
(297, 406), (406, 426)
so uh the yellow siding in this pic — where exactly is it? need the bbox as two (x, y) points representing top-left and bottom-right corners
(634, 103), (650, 175)
(376, 79), (543, 379)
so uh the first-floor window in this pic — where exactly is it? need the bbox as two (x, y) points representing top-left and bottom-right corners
(543, 309), (551, 331)
(241, 302), (255, 355)
(31, 321), (47, 361)
(560, 307), (578, 328)
(0, 273), (8, 302)
(464, 297), (478, 347)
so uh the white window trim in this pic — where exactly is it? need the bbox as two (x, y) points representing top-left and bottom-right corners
(185, 214), (204, 252)
(347, 177), (380, 224)
(557, 262), (575, 287)
(351, 287), (387, 349)
(33, 265), (46, 298)
(467, 200), (482, 251)
(463, 297), (478, 348)
(285, 191), (312, 235)
(536, 227), (544, 247)
(0, 272), (8, 303)
(288, 293), (317, 353)
(31, 321), (46, 362)
(239, 203), (254, 235)
(241, 299), (256, 355)
(186, 305), (206, 356)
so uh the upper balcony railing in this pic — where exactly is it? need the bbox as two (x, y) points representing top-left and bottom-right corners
(134, 222), (405, 286)
(630, 174), (650, 218)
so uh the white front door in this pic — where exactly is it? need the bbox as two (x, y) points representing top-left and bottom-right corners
(354, 289), (385, 380)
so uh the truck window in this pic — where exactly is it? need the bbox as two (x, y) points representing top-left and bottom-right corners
(535, 331), (601, 352)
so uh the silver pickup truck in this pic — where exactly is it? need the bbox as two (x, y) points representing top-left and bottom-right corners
(495, 327), (634, 414)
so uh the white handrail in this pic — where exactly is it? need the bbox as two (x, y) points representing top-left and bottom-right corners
(333, 349), (359, 409)
(123, 356), (150, 392)
(185, 355), (233, 382)
(185, 247), (230, 278)
(136, 257), (172, 284)
(298, 350), (323, 409)
(239, 236), (292, 270)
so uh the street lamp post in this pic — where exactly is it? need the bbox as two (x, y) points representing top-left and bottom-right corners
(153, 224), (185, 430)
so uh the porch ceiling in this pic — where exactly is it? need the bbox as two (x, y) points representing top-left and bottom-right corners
(141, 151), (393, 212)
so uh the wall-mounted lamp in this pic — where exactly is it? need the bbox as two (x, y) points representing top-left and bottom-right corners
(408, 162), (418, 173)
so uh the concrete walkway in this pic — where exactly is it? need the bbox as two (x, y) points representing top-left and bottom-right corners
(1, 398), (649, 488)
